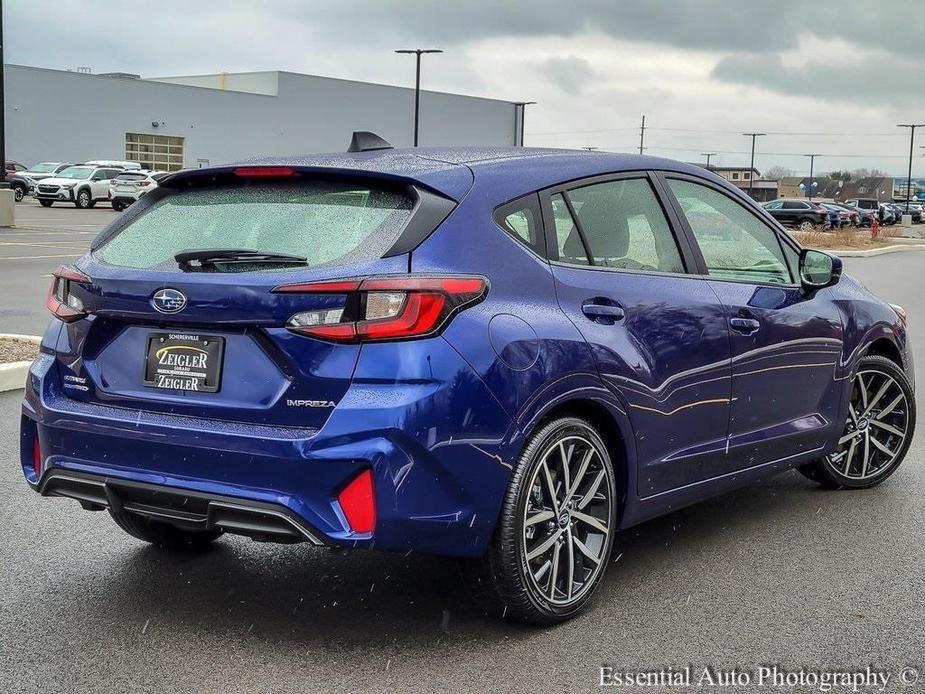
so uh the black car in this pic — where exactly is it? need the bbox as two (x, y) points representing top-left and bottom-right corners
(761, 198), (829, 230)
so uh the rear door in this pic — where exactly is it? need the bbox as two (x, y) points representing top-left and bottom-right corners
(661, 174), (843, 468)
(56, 174), (432, 430)
(542, 173), (733, 497)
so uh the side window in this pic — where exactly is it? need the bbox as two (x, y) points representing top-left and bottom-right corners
(764, 201), (782, 210)
(565, 178), (685, 273)
(550, 193), (589, 265)
(494, 196), (543, 256)
(667, 178), (792, 285)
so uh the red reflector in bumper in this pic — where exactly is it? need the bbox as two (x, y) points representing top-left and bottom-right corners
(33, 436), (42, 478)
(337, 469), (376, 534)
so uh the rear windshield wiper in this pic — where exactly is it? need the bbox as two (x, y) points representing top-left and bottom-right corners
(174, 248), (308, 271)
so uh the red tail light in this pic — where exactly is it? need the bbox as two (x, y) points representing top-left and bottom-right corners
(337, 469), (376, 534)
(234, 166), (297, 178)
(46, 265), (91, 323)
(33, 436), (42, 478)
(274, 275), (488, 343)
(136, 180), (152, 187)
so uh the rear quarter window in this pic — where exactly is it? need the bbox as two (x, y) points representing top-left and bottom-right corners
(94, 181), (414, 272)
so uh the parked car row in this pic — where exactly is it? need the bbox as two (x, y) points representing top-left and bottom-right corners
(762, 197), (923, 230)
(7, 160), (167, 210)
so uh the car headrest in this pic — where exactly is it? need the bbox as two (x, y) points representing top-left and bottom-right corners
(575, 193), (629, 259)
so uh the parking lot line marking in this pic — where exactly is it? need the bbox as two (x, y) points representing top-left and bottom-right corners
(0, 253), (82, 261)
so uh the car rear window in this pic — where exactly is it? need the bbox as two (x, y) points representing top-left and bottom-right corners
(94, 181), (414, 272)
(114, 173), (147, 181)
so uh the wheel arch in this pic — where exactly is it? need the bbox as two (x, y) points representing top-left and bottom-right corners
(520, 395), (635, 524)
(865, 336), (903, 368)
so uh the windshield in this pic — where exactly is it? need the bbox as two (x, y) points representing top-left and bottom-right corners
(27, 163), (57, 173)
(95, 181), (414, 272)
(56, 166), (94, 180)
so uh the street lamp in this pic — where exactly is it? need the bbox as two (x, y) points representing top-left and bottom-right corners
(897, 124), (925, 214)
(0, 0), (6, 188)
(742, 133), (766, 198)
(804, 154), (821, 200)
(395, 48), (443, 147)
(702, 152), (717, 169)
(511, 101), (536, 147)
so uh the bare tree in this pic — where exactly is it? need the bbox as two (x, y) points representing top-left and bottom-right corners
(763, 165), (793, 180)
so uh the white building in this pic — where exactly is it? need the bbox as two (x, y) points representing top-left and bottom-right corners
(5, 64), (526, 171)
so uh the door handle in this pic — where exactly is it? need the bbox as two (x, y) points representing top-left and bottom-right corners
(581, 302), (625, 323)
(729, 317), (760, 335)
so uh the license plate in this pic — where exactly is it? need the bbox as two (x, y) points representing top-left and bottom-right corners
(144, 332), (224, 393)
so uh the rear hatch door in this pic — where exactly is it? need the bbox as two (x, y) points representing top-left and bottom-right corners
(55, 171), (451, 430)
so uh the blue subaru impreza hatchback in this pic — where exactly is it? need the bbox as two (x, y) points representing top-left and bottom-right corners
(22, 140), (915, 623)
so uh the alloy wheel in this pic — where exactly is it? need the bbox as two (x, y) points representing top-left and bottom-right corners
(826, 368), (910, 481)
(521, 434), (612, 606)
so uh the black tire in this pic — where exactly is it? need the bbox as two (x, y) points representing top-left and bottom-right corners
(112, 201), (125, 211)
(75, 189), (92, 209)
(109, 508), (221, 551)
(462, 416), (618, 624)
(39, 199), (53, 207)
(800, 355), (915, 490)
(12, 183), (25, 202)
(797, 218), (817, 231)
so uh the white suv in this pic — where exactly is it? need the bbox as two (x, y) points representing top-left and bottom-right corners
(33, 165), (124, 208)
(109, 170), (168, 211)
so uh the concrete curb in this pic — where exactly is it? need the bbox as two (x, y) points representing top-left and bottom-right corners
(0, 362), (30, 392)
(834, 244), (925, 258)
(0, 333), (42, 343)
(0, 334), (41, 392)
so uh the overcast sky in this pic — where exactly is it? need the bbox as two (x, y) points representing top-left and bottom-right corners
(8, 0), (925, 175)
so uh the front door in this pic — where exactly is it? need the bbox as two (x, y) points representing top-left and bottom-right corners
(663, 176), (844, 469)
(543, 175), (733, 497)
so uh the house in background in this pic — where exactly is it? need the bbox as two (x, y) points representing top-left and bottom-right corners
(835, 177), (895, 202)
(700, 166), (778, 201)
(778, 177), (843, 199)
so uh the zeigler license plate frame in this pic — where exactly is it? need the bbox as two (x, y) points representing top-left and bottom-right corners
(143, 332), (225, 393)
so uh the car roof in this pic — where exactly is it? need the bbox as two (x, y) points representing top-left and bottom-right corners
(163, 147), (739, 203)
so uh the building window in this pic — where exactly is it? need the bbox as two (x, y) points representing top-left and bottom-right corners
(743, 172), (751, 180)
(125, 133), (185, 172)
(731, 172), (739, 180)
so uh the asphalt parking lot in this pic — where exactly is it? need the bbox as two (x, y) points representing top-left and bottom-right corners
(1, 205), (923, 693)
(0, 200), (116, 335)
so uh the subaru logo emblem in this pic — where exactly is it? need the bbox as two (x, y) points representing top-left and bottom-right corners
(152, 288), (187, 314)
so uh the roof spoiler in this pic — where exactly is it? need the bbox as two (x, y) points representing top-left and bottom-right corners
(347, 131), (393, 153)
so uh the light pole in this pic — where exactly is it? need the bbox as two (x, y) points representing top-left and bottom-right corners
(897, 124), (925, 213)
(395, 48), (443, 147)
(0, 0), (6, 188)
(702, 152), (717, 170)
(742, 133), (766, 198)
(512, 101), (536, 147)
(804, 154), (821, 200)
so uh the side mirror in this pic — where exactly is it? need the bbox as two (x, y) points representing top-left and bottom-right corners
(799, 248), (842, 294)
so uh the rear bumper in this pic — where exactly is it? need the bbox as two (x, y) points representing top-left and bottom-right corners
(39, 470), (328, 545)
(21, 336), (517, 557)
(110, 194), (140, 205)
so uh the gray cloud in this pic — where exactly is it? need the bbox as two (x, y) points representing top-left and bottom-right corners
(6, 0), (923, 174)
(712, 53), (925, 108)
(541, 56), (598, 95)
